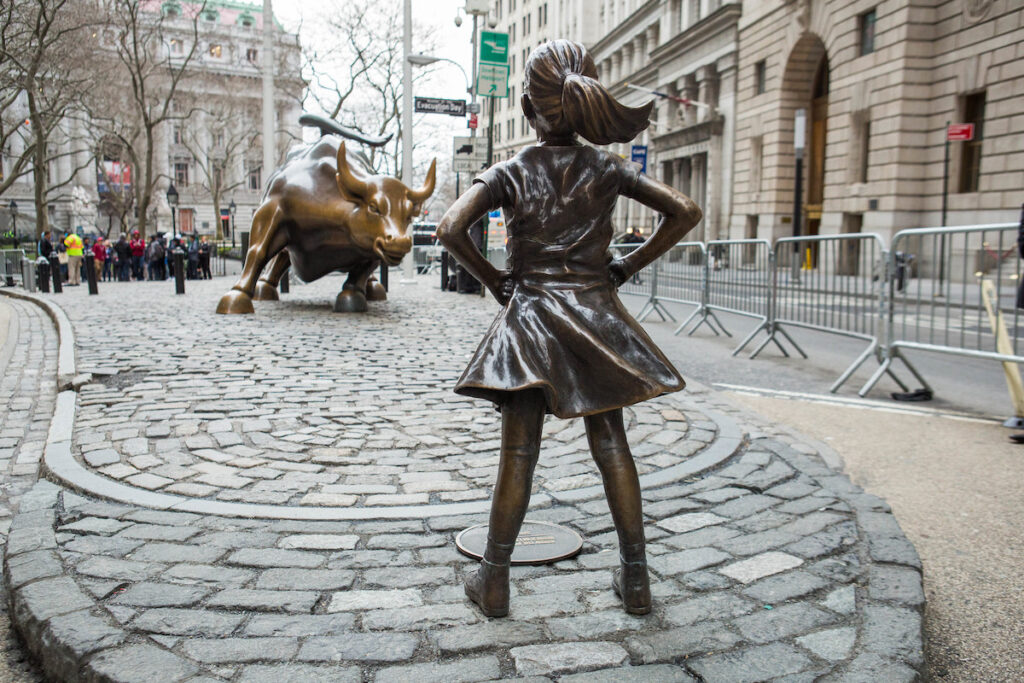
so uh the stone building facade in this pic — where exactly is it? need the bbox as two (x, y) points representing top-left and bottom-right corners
(732, 0), (1023, 247)
(489, 0), (1023, 248)
(1, 0), (302, 239)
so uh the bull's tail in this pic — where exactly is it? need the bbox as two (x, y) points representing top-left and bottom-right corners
(298, 113), (393, 148)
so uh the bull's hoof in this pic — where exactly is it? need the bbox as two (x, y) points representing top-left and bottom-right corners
(216, 289), (255, 314)
(253, 281), (280, 301)
(366, 278), (387, 302)
(334, 287), (368, 313)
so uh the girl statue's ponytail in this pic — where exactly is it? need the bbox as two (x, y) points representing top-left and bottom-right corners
(525, 40), (652, 145)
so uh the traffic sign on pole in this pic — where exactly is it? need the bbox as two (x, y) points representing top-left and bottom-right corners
(476, 64), (509, 98)
(947, 123), (974, 141)
(453, 136), (487, 172)
(630, 145), (648, 174)
(479, 31), (509, 64)
(414, 97), (466, 117)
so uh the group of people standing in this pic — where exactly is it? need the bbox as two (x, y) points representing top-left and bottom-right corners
(37, 231), (215, 285)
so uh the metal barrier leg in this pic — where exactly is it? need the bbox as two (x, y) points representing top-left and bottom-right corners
(750, 328), (784, 359)
(637, 297), (675, 324)
(731, 319), (770, 356)
(829, 340), (878, 393)
(775, 326), (808, 359)
(672, 306), (702, 335)
(707, 310), (733, 338)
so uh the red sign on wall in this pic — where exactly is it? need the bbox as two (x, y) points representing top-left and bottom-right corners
(947, 123), (975, 141)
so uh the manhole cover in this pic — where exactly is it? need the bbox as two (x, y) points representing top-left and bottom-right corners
(455, 520), (584, 565)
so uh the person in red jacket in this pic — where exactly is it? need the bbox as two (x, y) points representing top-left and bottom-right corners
(91, 238), (106, 281)
(129, 231), (146, 280)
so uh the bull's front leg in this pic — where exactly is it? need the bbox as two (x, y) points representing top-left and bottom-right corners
(334, 260), (378, 313)
(254, 251), (291, 301)
(216, 203), (286, 314)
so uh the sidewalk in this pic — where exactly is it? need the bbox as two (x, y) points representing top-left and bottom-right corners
(0, 277), (924, 682)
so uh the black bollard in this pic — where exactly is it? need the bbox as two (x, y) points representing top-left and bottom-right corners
(379, 262), (389, 292)
(84, 251), (99, 295)
(280, 269), (290, 294)
(440, 251), (449, 291)
(173, 248), (185, 294)
(36, 257), (50, 293)
(48, 254), (62, 293)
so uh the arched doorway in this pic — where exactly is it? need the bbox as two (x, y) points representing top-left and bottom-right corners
(779, 34), (829, 266)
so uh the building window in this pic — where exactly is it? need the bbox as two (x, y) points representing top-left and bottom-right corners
(751, 136), (763, 193)
(212, 129), (224, 147)
(172, 125), (183, 145)
(858, 9), (876, 56)
(169, 38), (183, 55)
(246, 47), (258, 63)
(174, 162), (189, 186)
(248, 165), (262, 191)
(859, 120), (870, 183)
(754, 60), (766, 95)
(209, 44), (223, 59)
(958, 91), (985, 193)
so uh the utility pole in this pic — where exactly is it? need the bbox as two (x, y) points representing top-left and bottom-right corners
(262, 0), (274, 195)
(401, 0), (415, 283)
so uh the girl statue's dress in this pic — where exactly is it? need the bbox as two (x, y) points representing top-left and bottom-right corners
(456, 144), (684, 418)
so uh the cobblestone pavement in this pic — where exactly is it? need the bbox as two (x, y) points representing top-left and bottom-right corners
(0, 297), (51, 682)
(1, 278), (924, 681)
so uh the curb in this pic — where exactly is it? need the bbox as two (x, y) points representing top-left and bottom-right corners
(4, 481), (131, 683)
(0, 288), (77, 389)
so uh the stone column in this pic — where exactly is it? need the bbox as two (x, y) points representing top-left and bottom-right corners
(678, 74), (698, 126)
(696, 64), (719, 123)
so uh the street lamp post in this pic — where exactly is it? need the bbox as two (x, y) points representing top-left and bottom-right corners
(229, 198), (237, 250)
(400, 0), (414, 284)
(792, 108), (806, 282)
(166, 183), (179, 236)
(9, 201), (17, 243)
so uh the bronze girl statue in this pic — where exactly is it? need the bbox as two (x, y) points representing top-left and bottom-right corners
(437, 40), (702, 617)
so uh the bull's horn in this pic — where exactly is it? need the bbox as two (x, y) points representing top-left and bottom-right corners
(406, 159), (437, 203)
(336, 142), (369, 198)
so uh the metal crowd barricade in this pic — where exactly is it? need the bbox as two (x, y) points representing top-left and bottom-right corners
(1, 249), (27, 287)
(756, 234), (887, 392)
(607, 242), (654, 305)
(860, 222), (1020, 398)
(684, 239), (774, 350)
(647, 241), (705, 324)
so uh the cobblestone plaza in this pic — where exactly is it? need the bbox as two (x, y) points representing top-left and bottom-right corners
(0, 277), (924, 681)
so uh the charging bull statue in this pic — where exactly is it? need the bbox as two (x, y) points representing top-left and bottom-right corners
(216, 115), (436, 314)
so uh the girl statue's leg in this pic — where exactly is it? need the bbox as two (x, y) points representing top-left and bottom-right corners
(465, 389), (545, 617)
(584, 408), (651, 614)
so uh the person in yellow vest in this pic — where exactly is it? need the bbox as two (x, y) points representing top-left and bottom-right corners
(64, 231), (84, 286)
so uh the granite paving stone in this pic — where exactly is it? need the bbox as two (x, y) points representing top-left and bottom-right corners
(0, 280), (924, 682)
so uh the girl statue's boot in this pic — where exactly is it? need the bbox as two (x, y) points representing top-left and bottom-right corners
(465, 539), (514, 617)
(612, 542), (651, 615)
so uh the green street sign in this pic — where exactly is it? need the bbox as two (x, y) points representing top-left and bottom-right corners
(476, 63), (510, 98)
(480, 31), (509, 65)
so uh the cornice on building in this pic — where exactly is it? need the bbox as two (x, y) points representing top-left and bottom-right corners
(649, 2), (741, 64)
(651, 116), (725, 152)
(590, 0), (661, 57)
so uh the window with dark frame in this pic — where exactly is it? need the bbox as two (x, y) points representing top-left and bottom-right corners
(754, 59), (766, 95)
(174, 162), (189, 187)
(859, 9), (876, 56)
(958, 91), (985, 193)
(859, 119), (871, 183)
(248, 165), (261, 191)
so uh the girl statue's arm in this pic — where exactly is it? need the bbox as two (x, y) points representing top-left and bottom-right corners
(610, 175), (702, 286)
(437, 183), (511, 303)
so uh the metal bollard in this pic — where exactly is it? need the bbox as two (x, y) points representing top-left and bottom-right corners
(280, 270), (289, 294)
(36, 257), (50, 293)
(379, 262), (389, 292)
(84, 251), (99, 295)
(173, 248), (185, 294)
(440, 251), (449, 291)
(23, 259), (36, 293)
(48, 254), (62, 293)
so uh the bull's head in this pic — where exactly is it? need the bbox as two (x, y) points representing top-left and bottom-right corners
(336, 142), (437, 266)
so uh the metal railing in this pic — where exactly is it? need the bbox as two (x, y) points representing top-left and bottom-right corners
(692, 239), (774, 351)
(1, 249), (26, 287)
(860, 222), (1019, 397)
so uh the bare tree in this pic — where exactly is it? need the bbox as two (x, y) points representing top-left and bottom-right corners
(303, 0), (440, 179)
(0, 0), (101, 237)
(88, 0), (207, 238)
